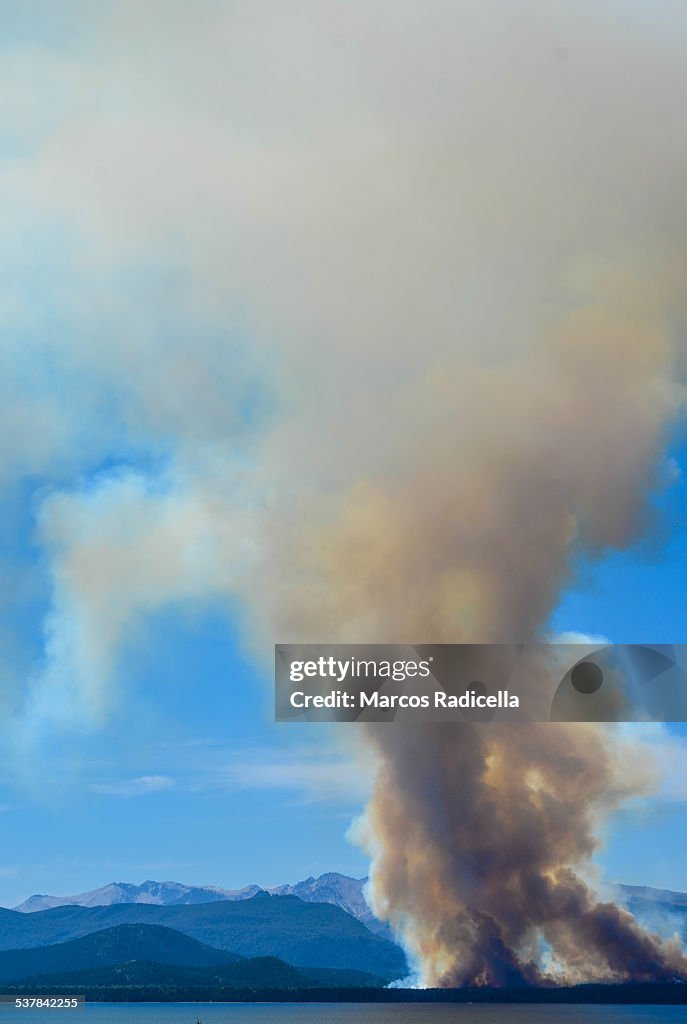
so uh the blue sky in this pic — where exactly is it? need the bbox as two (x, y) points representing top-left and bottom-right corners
(1, 448), (687, 907)
(550, 435), (687, 893)
(1, 0), (687, 917)
(0, 598), (373, 905)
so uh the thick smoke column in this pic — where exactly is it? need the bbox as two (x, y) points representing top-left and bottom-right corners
(264, 325), (687, 984)
(362, 724), (686, 986)
(3, 0), (687, 985)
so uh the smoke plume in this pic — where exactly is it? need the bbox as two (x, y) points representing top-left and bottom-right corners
(3, 0), (687, 985)
(260, 317), (687, 985)
(361, 723), (686, 986)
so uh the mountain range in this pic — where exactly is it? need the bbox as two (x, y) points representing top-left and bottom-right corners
(13, 873), (686, 943)
(0, 922), (240, 984)
(13, 879), (263, 914)
(0, 891), (407, 980)
(0, 922), (386, 992)
(12, 872), (389, 935)
(1, 874), (686, 998)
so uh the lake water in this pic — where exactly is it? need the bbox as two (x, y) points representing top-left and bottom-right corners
(7, 1004), (687, 1024)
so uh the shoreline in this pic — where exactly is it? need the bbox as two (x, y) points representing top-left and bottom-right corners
(7, 984), (687, 1006)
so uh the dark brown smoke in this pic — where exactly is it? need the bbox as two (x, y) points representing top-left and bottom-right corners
(362, 722), (687, 986)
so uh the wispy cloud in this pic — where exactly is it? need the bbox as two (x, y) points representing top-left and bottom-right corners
(635, 726), (687, 804)
(554, 632), (611, 645)
(0, 866), (21, 879)
(88, 775), (175, 798)
(606, 723), (687, 810)
(218, 757), (370, 802)
(193, 748), (372, 806)
(105, 731), (375, 808)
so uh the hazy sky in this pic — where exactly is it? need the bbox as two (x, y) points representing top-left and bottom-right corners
(1, 0), (687, 908)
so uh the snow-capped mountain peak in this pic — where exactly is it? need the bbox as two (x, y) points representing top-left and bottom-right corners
(13, 879), (263, 914)
(11, 872), (391, 935)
